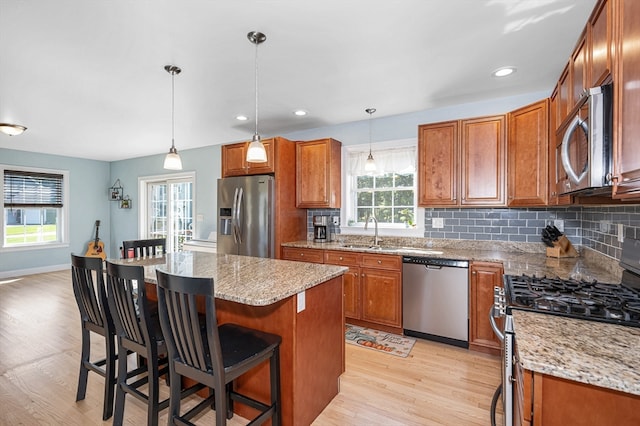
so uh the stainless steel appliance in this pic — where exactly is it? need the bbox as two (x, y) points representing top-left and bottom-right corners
(402, 256), (469, 348)
(217, 175), (275, 258)
(490, 237), (640, 426)
(557, 83), (612, 195)
(313, 215), (328, 242)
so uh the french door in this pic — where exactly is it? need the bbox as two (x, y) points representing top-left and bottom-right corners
(141, 173), (194, 253)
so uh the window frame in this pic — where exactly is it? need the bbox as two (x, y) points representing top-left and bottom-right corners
(340, 139), (424, 238)
(1, 164), (70, 252)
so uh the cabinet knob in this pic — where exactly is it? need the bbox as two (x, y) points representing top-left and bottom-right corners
(300, 253), (304, 257)
(472, 271), (477, 275)
(339, 256), (343, 260)
(377, 260), (382, 264)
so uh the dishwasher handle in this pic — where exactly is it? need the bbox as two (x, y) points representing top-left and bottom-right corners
(425, 264), (443, 270)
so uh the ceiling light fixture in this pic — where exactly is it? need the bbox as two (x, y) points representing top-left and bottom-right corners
(163, 64), (183, 170)
(236, 115), (249, 121)
(293, 110), (308, 116)
(492, 66), (516, 77)
(364, 108), (377, 173)
(0, 123), (27, 136)
(246, 31), (268, 163)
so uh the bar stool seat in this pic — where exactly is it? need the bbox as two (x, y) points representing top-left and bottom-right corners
(155, 269), (282, 426)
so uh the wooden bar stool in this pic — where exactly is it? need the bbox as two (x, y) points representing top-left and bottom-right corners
(155, 269), (282, 426)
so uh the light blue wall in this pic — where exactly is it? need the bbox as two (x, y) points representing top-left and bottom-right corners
(1, 148), (110, 274)
(108, 145), (221, 259)
(0, 90), (550, 276)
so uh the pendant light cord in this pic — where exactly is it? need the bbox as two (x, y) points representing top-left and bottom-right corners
(254, 38), (259, 138)
(171, 70), (175, 149)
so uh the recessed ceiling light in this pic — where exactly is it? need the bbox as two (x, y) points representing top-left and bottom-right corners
(492, 67), (516, 77)
(236, 115), (249, 121)
(293, 110), (308, 116)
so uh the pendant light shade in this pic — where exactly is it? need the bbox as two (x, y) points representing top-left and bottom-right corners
(163, 65), (183, 170)
(0, 123), (27, 136)
(246, 31), (268, 163)
(364, 108), (377, 172)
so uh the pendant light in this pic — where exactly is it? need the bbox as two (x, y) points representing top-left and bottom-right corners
(163, 64), (183, 170)
(246, 31), (268, 163)
(364, 108), (377, 172)
(0, 123), (27, 136)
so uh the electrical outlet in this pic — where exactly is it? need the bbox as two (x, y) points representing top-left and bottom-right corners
(618, 223), (624, 243)
(332, 216), (340, 226)
(432, 218), (444, 229)
(554, 219), (564, 233)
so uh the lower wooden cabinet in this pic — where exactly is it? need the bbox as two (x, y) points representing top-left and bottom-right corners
(317, 249), (403, 332)
(281, 247), (325, 264)
(469, 261), (504, 355)
(516, 368), (640, 426)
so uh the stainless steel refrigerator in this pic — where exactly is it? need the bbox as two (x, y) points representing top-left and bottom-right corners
(217, 175), (275, 258)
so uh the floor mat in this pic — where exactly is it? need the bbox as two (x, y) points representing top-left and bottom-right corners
(345, 324), (416, 358)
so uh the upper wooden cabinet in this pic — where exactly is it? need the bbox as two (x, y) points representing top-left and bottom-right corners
(548, 89), (572, 206)
(221, 138), (276, 177)
(296, 138), (342, 208)
(612, 0), (640, 198)
(589, 0), (613, 87)
(570, 31), (588, 106)
(507, 99), (549, 206)
(418, 116), (506, 207)
(557, 64), (571, 125)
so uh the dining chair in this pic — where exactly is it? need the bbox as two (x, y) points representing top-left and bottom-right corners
(105, 261), (203, 426)
(155, 269), (282, 426)
(70, 254), (116, 421)
(122, 238), (166, 259)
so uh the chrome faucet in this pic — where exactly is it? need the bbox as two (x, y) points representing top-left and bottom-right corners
(364, 213), (381, 247)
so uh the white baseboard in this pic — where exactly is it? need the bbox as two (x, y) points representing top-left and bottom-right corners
(0, 263), (69, 280)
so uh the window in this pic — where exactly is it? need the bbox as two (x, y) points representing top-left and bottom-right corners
(139, 172), (195, 253)
(2, 166), (69, 249)
(342, 140), (423, 236)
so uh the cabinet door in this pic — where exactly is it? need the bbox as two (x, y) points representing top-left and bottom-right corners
(343, 267), (361, 319)
(221, 139), (275, 177)
(613, 0), (640, 198)
(360, 267), (402, 327)
(417, 121), (458, 206)
(246, 138), (275, 175)
(508, 100), (549, 206)
(469, 261), (503, 355)
(325, 250), (361, 319)
(296, 138), (341, 208)
(589, 0), (612, 86)
(558, 64), (571, 125)
(571, 32), (587, 106)
(461, 116), (506, 206)
(221, 143), (248, 177)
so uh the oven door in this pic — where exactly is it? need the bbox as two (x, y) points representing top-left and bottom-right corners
(489, 299), (513, 426)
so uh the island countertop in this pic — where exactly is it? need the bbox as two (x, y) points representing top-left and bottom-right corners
(113, 251), (347, 306)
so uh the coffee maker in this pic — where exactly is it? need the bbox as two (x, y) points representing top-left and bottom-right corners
(313, 216), (328, 242)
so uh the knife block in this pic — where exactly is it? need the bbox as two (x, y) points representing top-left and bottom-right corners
(546, 235), (578, 258)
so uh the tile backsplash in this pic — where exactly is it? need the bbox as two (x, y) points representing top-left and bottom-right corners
(307, 205), (640, 261)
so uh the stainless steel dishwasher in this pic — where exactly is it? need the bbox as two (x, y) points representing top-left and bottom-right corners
(402, 256), (469, 348)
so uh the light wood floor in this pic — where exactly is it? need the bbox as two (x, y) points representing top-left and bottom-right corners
(0, 270), (503, 425)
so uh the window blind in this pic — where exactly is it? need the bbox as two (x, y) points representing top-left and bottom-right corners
(3, 170), (64, 208)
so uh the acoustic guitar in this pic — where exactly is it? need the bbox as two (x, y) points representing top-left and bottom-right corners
(85, 220), (106, 260)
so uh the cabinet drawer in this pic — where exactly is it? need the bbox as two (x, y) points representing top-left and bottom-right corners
(325, 250), (359, 266)
(360, 253), (402, 270)
(281, 247), (324, 264)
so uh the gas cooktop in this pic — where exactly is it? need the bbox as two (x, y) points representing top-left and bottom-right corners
(504, 274), (640, 327)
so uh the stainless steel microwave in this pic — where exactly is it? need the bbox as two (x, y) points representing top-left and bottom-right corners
(557, 84), (612, 195)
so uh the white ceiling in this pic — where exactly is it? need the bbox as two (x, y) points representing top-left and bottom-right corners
(0, 0), (597, 162)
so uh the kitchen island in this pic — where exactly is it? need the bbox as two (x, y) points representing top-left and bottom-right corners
(115, 251), (347, 426)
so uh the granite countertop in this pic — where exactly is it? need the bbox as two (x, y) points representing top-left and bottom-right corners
(282, 239), (621, 283)
(113, 251), (347, 306)
(512, 310), (640, 396)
